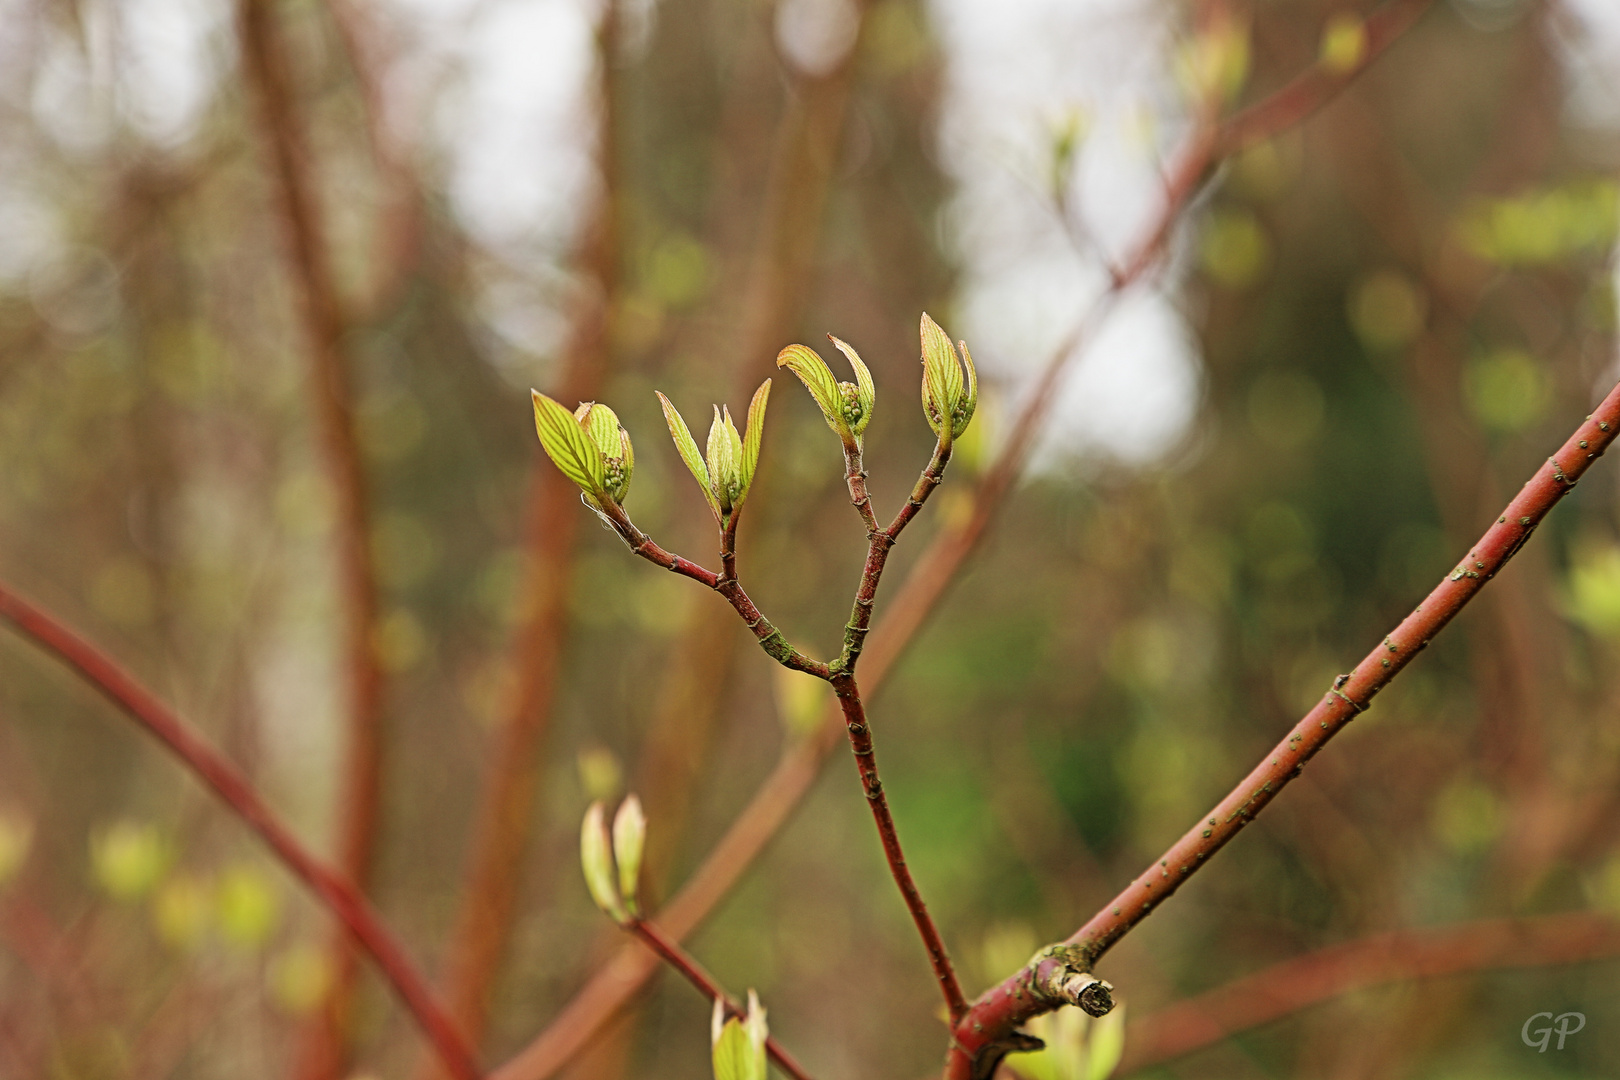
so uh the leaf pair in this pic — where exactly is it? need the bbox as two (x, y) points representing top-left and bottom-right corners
(776, 336), (876, 449)
(920, 312), (978, 448)
(657, 380), (771, 523)
(531, 394), (635, 506)
(579, 796), (646, 922)
(711, 991), (768, 1080)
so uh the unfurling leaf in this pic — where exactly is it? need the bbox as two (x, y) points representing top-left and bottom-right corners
(532, 391), (610, 502)
(611, 794), (646, 916)
(919, 313), (977, 447)
(741, 379), (770, 495)
(580, 801), (627, 923)
(828, 335), (876, 438)
(711, 990), (768, 1080)
(657, 381), (770, 522)
(778, 339), (873, 447)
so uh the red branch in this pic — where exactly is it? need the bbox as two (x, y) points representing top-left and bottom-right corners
(945, 384), (1620, 1078)
(0, 586), (480, 1080)
(1122, 912), (1620, 1071)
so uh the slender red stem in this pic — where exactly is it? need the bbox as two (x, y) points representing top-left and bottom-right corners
(626, 919), (816, 1080)
(831, 676), (967, 1019)
(944, 380), (1620, 1079)
(0, 585), (480, 1080)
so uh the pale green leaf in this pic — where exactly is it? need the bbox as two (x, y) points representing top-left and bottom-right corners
(740, 379), (770, 495)
(710, 992), (768, 1080)
(723, 406), (744, 474)
(575, 402), (622, 461)
(533, 391), (606, 496)
(711, 1017), (752, 1080)
(580, 801), (626, 922)
(657, 392), (721, 521)
(611, 795), (645, 915)
(953, 338), (979, 438)
(921, 311), (963, 409)
(918, 313), (953, 437)
(829, 335), (875, 433)
(776, 344), (845, 435)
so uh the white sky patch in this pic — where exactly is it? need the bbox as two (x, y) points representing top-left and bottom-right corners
(118, 0), (228, 147)
(931, 0), (1202, 469)
(424, 0), (596, 253)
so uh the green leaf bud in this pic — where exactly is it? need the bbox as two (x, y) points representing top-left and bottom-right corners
(611, 794), (646, 916)
(580, 801), (627, 923)
(919, 313), (977, 447)
(656, 380), (770, 523)
(706, 405), (743, 514)
(711, 990), (768, 1080)
(777, 338), (875, 448)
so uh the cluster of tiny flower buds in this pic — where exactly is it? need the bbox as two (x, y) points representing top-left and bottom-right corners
(710, 990), (768, 1080)
(775, 336), (876, 450)
(579, 795), (645, 923)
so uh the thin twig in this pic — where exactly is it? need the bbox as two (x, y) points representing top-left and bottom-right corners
(824, 437), (966, 1016)
(489, 4), (1436, 1074)
(1121, 912), (1620, 1073)
(625, 919), (817, 1080)
(0, 585), (480, 1080)
(945, 380), (1620, 1078)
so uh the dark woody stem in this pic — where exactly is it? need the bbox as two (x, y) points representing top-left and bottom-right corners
(824, 435), (966, 1018)
(623, 918), (816, 1080)
(831, 671), (968, 1020)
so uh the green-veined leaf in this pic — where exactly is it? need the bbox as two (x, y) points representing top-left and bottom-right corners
(533, 391), (606, 496)
(611, 795), (645, 916)
(776, 344), (845, 435)
(740, 379), (770, 495)
(829, 335), (875, 432)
